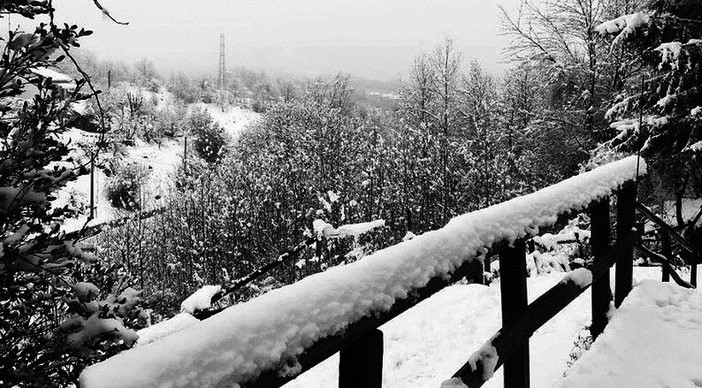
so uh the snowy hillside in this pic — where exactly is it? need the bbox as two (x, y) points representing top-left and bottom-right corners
(56, 98), (261, 233)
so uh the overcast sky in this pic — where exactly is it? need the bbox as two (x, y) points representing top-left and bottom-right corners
(39, 0), (519, 80)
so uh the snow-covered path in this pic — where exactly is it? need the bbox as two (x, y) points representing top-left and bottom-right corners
(556, 277), (702, 388)
(283, 267), (676, 388)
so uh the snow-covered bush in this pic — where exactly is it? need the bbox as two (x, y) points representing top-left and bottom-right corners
(596, 1), (702, 223)
(105, 161), (150, 211)
(566, 326), (593, 369)
(528, 214), (591, 276)
(0, 3), (143, 386)
(188, 108), (229, 164)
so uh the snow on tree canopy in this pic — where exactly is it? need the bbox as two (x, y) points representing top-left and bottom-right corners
(594, 12), (651, 49)
(80, 156), (645, 388)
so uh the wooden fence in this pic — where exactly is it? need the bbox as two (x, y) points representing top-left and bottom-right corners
(82, 156), (702, 388)
(240, 181), (697, 388)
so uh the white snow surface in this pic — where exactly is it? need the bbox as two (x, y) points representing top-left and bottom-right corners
(441, 377), (469, 388)
(556, 280), (702, 387)
(192, 103), (261, 138)
(282, 267), (671, 388)
(136, 313), (200, 347)
(180, 285), (222, 314)
(80, 156), (644, 388)
(559, 268), (593, 288)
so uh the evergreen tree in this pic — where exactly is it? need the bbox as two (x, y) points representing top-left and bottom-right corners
(596, 0), (702, 221)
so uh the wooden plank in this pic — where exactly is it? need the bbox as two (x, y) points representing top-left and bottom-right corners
(590, 198), (611, 339)
(339, 329), (383, 388)
(499, 239), (529, 388)
(451, 232), (633, 387)
(634, 242), (694, 289)
(615, 183), (636, 307)
(636, 202), (701, 263)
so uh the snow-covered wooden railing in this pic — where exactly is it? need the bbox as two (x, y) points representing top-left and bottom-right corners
(447, 184), (637, 387)
(80, 156), (645, 388)
(635, 202), (699, 288)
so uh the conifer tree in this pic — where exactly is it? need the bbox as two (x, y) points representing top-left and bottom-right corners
(596, 0), (702, 220)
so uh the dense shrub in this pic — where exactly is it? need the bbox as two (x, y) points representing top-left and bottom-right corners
(105, 162), (150, 210)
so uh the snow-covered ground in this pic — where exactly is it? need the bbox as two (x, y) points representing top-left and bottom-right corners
(57, 136), (183, 233)
(125, 138), (183, 202)
(556, 275), (702, 387)
(102, 265), (697, 388)
(284, 267), (680, 388)
(192, 102), (261, 138)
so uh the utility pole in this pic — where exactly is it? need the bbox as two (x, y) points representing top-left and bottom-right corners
(218, 33), (226, 91)
(90, 153), (95, 220)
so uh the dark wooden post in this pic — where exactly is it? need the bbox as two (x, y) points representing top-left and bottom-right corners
(661, 230), (671, 283)
(339, 329), (383, 388)
(692, 262), (698, 288)
(615, 183), (636, 308)
(590, 198), (611, 339)
(500, 239), (529, 388)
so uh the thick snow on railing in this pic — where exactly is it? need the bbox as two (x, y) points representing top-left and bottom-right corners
(80, 156), (645, 388)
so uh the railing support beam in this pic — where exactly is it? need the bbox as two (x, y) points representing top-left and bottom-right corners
(590, 198), (611, 339)
(339, 329), (383, 388)
(500, 239), (529, 388)
(615, 183), (636, 307)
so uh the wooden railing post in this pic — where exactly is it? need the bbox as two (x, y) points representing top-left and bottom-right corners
(661, 230), (671, 283)
(339, 329), (383, 388)
(615, 183), (636, 307)
(692, 262), (698, 288)
(500, 239), (529, 388)
(590, 198), (611, 339)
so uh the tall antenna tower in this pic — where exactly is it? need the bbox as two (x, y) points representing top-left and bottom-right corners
(218, 33), (226, 90)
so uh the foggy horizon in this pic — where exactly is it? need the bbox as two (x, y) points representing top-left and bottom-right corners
(21, 0), (521, 82)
